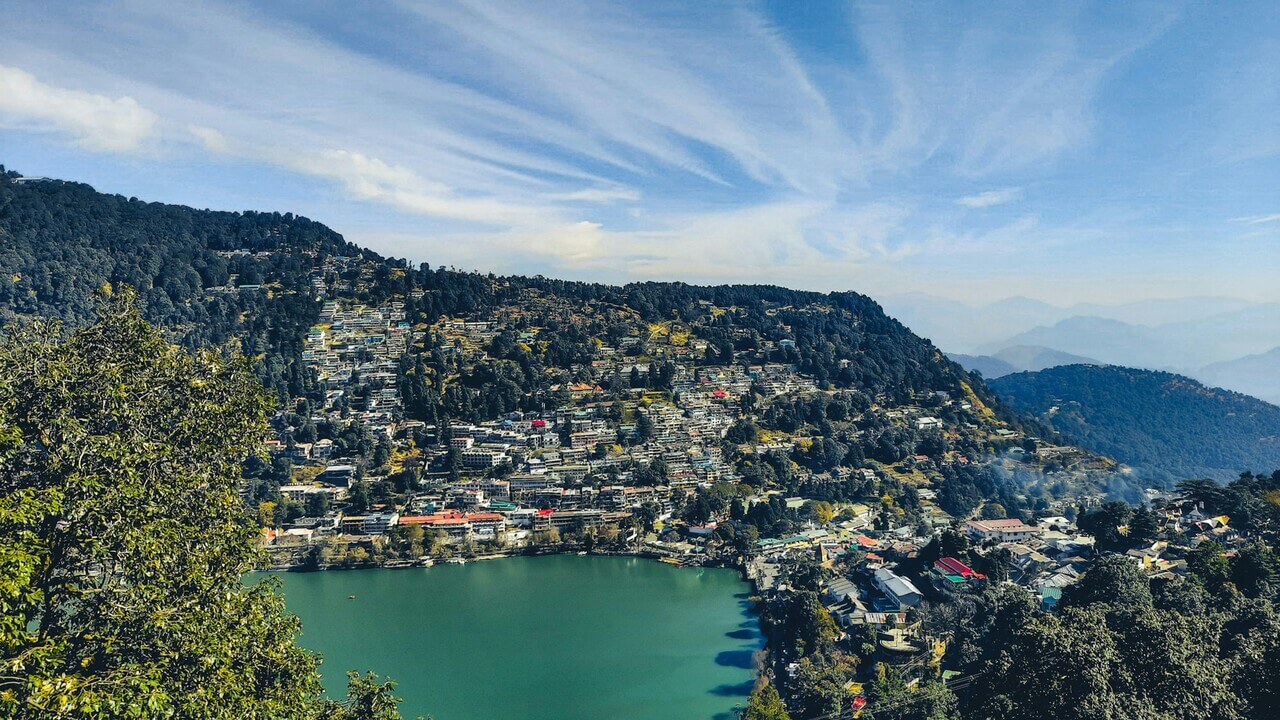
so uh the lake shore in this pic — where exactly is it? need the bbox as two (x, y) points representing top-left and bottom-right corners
(265, 554), (763, 720)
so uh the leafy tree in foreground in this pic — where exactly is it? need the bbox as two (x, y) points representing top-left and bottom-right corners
(739, 683), (792, 720)
(0, 294), (410, 719)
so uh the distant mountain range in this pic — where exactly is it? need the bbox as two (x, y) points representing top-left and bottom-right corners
(882, 293), (1280, 404)
(949, 345), (1100, 379)
(948, 353), (1018, 379)
(991, 365), (1280, 482)
(978, 308), (1280, 370)
(879, 292), (1257, 353)
(1199, 348), (1280, 406)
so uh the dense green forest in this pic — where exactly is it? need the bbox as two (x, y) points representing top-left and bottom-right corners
(992, 364), (1280, 482)
(0, 299), (408, 719)
(0, 166), (368, 401)
(0, 167), (1013, 422)
(932, 471), (1280, 720)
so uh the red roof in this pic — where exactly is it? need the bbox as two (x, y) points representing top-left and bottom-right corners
(935, 556), (986, 580)
(400, 511), (504, 526)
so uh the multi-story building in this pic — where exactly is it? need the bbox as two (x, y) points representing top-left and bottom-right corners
(966, 519), (1044, 543)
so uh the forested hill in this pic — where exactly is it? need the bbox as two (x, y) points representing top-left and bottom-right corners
(0, 164), (1020, 419)
(0, 167), (376, 400)
(991, 364), (1280, 482)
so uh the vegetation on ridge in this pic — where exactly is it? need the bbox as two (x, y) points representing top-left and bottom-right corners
(992, 364), (1280, 482)
(0, 295), (412, 720)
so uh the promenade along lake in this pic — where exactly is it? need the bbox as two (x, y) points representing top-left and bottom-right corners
(270, 555), (763, 720)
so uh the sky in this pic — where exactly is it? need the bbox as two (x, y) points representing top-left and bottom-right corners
(0, 0), (1278, 307)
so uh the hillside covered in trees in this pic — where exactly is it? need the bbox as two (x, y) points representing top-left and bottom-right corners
(925, 471), (1280, 720)
(0, 166), (1015, 422)
(1, 165), (1124, 556)
(992, 364), (1280, 482)
(0, 166), (373, 401)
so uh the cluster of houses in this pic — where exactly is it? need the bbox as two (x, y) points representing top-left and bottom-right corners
(211, 250), (1232, 719)
(304, 298), (411, 424)
(741, 483), (1252, 690)
(253, 253), (1110, 584)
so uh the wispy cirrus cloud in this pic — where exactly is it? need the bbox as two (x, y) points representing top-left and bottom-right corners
(285, 149), (554, 227)
(1, 0), (1275, 307)
(847, 3), (1180, 177)
(545, 187), (641, 204)
(397, 0), (854, 194)
(0, 0), (851, 225)
(1230, 213), (1280, 225)
(956, 188), (1023, 208)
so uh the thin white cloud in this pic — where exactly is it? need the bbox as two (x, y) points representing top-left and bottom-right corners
(546, 187), (641, 204)
(401, 198), (922, 287)
(850, 4), (1174, 177)
(0, 62), (555, 226)
(1230, 213), (1280, 225)
(0, 64), (157, 152)
(187, 124), (229, 153)
(956, 188), (1023, 208)
(286, 149), (554, 227)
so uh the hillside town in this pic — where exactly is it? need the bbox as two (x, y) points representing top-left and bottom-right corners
(5, 4), (1280, 715)
(226, 251), (1270, 716)
(747, 490), (1245, 686)
(6, 168), (1280, 720)
(250, 253), (1114, 572)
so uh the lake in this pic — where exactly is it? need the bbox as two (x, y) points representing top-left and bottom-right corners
(269, 555), (762, 720)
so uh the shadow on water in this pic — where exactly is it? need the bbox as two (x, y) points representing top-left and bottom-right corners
(712, 711), (740, 720)
(715, 649), (755, 669)
(708, 679), (755, 697)
(725, 628), (758, 640)
(733, 592), (749, 599)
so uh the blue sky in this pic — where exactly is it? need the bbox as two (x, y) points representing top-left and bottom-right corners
(0, 0), (1277, 305)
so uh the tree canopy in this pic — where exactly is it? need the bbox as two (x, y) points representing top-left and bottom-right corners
(993, 364), (1280, 482)
(0, 295), (409, 719)
(924, 471), (1280, 720)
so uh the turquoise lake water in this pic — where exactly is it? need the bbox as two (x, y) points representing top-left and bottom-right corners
(269, 555), (762, 720)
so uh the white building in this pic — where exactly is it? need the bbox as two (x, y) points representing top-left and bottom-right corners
(966, 519), (1043, 543)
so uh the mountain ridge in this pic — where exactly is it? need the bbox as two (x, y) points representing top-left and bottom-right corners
(991, 364), (1280, 482)
(949, 345), (1102, 379)
(0, 166), (1026, 425)
(1200, 347), (1280, 406)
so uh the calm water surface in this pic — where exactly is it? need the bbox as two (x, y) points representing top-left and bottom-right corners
(270, 555), (762, 720)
